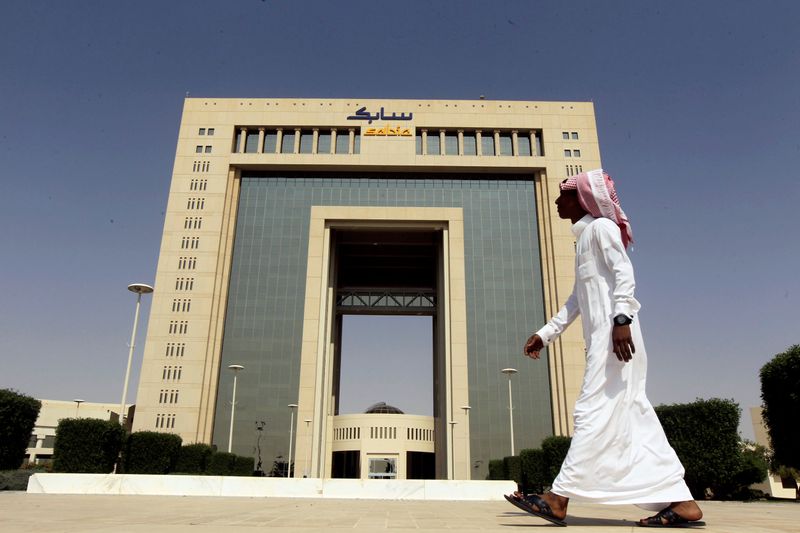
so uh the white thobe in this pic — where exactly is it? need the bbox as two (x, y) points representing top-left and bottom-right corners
(536, 214), (692, 508)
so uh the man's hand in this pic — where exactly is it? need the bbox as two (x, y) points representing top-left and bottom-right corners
(524, 334), (544, 359)
(612, 324), (635, 362)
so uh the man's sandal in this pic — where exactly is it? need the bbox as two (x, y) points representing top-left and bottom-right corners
(638, 507), (706, 528)
(504, 493), (567, 527)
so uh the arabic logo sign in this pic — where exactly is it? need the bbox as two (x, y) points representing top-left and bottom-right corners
(347, 106), (413, 125)
(364, 126), (412, 137)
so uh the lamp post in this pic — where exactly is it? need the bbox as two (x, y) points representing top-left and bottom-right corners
(304, 418), (312, 477)
(287, 403), (298, 478)
(501, 368), (518, 456)
(460, 405), (471, 479)
(448, 420), (458, 479)
(73, 399), (85, 418)
(120, 283), (153, 426)
(227, 364), (244, 453)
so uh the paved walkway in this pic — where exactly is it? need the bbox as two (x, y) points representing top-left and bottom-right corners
(0, 492), (796, 532)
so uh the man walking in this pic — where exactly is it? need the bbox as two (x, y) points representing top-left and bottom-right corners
(506, 169), (704, 528)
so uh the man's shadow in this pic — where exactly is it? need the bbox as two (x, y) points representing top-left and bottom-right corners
(500, 510), (634, 527)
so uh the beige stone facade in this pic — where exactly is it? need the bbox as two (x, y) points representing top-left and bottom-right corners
(133, 97), (599, 478)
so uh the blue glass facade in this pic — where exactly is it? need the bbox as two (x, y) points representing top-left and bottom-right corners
(213, 175), (553, 477)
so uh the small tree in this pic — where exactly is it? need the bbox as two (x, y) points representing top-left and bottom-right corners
(0, 389), (41, 470)
(760, 344), (800, 475)
(541, 436), (572, 482)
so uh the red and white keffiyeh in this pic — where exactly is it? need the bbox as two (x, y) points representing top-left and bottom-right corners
(561, 169), (634, 249)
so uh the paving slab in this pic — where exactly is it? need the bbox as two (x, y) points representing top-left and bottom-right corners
(0, 492), (797, 532)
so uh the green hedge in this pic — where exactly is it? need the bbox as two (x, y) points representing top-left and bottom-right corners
(174, 443), (214, 474)
(656, 398), (746, 499)
(232, 455), (254, 476)
(487, 459), (504, 480)
(503, 455), (522, 485)
(520, 448), (548, 493)
(0, 389), (41, 470)
(122, 432), (182, 474)
(541, 436), (572, 482)
(52, 419), (125, 473)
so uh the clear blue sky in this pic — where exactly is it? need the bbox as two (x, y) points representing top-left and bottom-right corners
(2, 1), (798, 440)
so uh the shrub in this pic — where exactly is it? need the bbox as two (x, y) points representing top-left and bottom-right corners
(0, 389), (42, 470)
(656, 398), (742, 499)
(206, 451), (235, 475)
(520, 448), (547, 493)
(52, 419), (125, 473)
(541, 436), (572, 481)
(503, 455), (522, 485)
(760, 344), (800, 474)
(233, 455), (255, 476)
(174, 443), (214, 474)
(0, 469), (37, 491)
(122, 431), (182, 474)
(487, 459), (504, 480)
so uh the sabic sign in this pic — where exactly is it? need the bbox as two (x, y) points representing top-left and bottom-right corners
(364, 126), (413, 137)
(347, 106), (413, 124)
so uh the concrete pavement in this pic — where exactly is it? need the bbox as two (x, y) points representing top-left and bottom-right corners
(0, 492), (797, 532)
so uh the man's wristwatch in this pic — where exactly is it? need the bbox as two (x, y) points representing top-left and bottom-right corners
(613, 314), (633, 327)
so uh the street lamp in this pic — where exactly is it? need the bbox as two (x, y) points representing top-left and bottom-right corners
(120, 283), (153, 426)
(501, 368), (518, 456)
(448, 420), (458, 479)
(227, 364), (244, 453)
(461, 405), (471, 479)
(73, 399), (85, 418)
(287, 403), (298, 478)
(304, 418), (312, 477)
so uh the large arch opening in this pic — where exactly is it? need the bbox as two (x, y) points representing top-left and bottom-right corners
(329, 228), (441, 479)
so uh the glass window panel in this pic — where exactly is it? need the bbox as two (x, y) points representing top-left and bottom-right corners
(564, 149), (572, 157)
(573, 149), (581, 157)
(463, 134), (477, 155)
(299, 130), (314, 154)
(481, 135), (495, 156)
(518, 136), (531, 156)
(281, 131), (296, 153)
(318, 132), (331, 154)
(335, 131), (349, 154)
(264, 131), (278, 153)
(499, 134), (513, 156)
(445, 133), (458, 155)
(572, 132), (579, 140)
(207, 128), (215, 136)
(245, 132), (260, 153)
(415, 133), (422, 155)
(198, 128), (206, 135)
(426, 133), (440, 155)
(562, 132), (569, 140)
(353, 134), (360, 154)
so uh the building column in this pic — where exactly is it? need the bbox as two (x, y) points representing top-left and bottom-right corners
(457, 129), (464, 156)
(257, 127), (265, 154)
(276, 128), (284, 153)
(312, 128), (319, 154)
(493, 131), (501, 156)
(293, 128), (301, 154)
(439, 130), (446, 156)
(475, 130), (482, 156)
(238, 128), (247, 154)
(421, 129), (428, 155)
(348, 129), (355, 154)
(530, 131), (538, 156)
(511, 130), (519, 156)
(330, 129), (337, 154)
